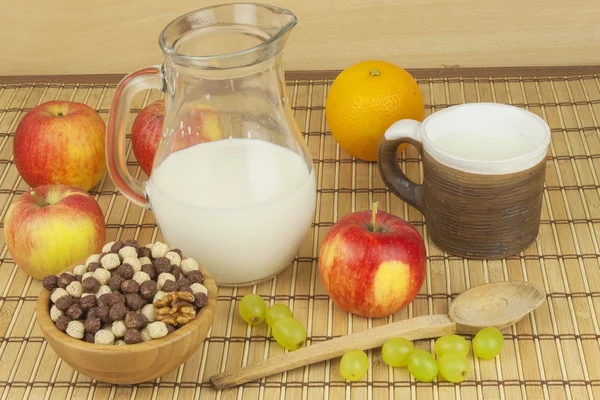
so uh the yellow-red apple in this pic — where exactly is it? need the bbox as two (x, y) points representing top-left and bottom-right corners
(13, 100), (106, 191)
(319, 204), (426, 318)
(4, 184), (106, 280)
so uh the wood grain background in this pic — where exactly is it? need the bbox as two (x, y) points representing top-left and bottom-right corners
(1, 0), (600, 76)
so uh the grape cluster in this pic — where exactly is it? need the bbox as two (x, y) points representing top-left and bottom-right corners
(238, 294), (306, 351)
(339, 327), (504, 383)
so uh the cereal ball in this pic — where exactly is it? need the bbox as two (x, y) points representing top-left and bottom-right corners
(101, 253), (121, 270)
(108, 274), (125, 291)
(66, 281), (84, 298)
(113, 291), (125, 304)
(140, 327), (152, 342)
(178, 285), (192, 294)
(110, 241), (125, 253)
(81, 272), (95, 282)
(42, 275), (58, 291)
(165, 251), (182, 267)
(166, 324), (175, 334)
(50, 305), (63, 322)
(84, 332), (95, 343)
(73, 264), (87, 276)
(151, 242), (169, 259)
(102, 322), (113, 331)
(98, 293), (111, 307)
(177, 278), (191, 289)
(125, 293), (147, 311)
(190, 283), (208, 296)
(123, 257), (141, 272)
(124, 311), (147, 330)
(102, 242), (115, 253)
(139, 281), (158, 300)
(121, 279), (139, 294)
(145, 243), (154, 250)
(124, 239), (139, 249)
(147, 321), (168, 339)
(57, 272), (75, 289)
(96, 305), (111, 324)
(82, 277), (100, 293)
(141, 263), (157, 280)
(95, 285), (111, 299)
(139, 257), (152, 266)
(66, 303), (84, 320)
(109, 303), (128, 321)
(85, 254), (100, 266)
(94, 329), (115, 345)
(162, 280), (177, 293)
(93, 268), (111, 285)
(50, 287), (69, 303)
(124, 328), (143, 344)
(153, 257), (171, 275)
(170, 248), (183, 258)
(118, 246), (138, 260)
(116, 263), (134, 280)
(138, 246), (151, 259)
(80, 295), (97, 310)
(66, 320), (85, 339)
(194, 292), (208, 308)
(85, 316), (102, 334)
(55, 295), (74, 312)
(111, 320), (127, 338)
(115, 340), (126, 346)
(132, 271), (151, 285)
(186, 270), (204, 284)
(73, 275), (83, 282)
(55, 315), (71, 332)
(170, 266), (181, 280)
(153, 291), (166, 304)
(180, 258), (199, 275)
(86, 262), (101, 273)
(141, 303), (155, 322)
(157, 273), (176, 289)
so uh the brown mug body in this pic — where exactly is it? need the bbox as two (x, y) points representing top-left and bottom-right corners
(377, 103), (551, 259)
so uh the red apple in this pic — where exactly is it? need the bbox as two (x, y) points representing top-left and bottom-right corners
(132, 99), (223, 175)
(318, 204), (426, 318)
(4, 184), (106, 280)
(13, 100), (106, 191)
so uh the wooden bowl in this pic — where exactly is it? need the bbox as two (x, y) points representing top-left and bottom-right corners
(36, 266), (218, 385)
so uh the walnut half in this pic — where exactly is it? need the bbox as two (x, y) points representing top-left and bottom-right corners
(153, 291), (196, 326)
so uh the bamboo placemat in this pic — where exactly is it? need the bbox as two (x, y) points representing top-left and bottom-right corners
(1, 71), (600, 400)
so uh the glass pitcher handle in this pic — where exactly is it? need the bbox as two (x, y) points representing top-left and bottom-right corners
(106, 65), (163, 208)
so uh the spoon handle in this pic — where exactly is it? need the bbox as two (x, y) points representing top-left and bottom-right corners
(210, 314), (456, 390)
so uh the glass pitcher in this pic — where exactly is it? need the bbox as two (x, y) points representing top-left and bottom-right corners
(106, 3), (316, 287)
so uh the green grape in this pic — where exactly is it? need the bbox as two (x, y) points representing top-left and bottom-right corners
(434, 334), (469, 357)
(438, 352), (471, 383)
(382, 337), (415, 367)
(238, 294), (267, 325)
(266, 304), (293, 327)
(407, 350), (439, 382)
(472, 327), (504, 360)
(271, 317), (307, 351)
(339, 349), (369, 381)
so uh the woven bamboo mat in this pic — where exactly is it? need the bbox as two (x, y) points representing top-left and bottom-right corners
(1, 71), (600, 400)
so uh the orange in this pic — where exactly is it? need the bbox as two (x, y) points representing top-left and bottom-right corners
(325, 60), (425, 161)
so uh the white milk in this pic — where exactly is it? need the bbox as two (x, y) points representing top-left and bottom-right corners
(144, 138), (316, 286)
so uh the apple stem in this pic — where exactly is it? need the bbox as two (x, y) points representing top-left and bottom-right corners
(57, 112), (64, 117)
(371, 201), (379, 232)
(29, 190), (48, 207)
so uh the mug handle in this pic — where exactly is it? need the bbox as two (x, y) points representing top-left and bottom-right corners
(106, 65), (164, 208)
(377, 119), (425, 213)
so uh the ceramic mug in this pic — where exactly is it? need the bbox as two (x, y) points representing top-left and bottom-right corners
(377, 103), (551, 259)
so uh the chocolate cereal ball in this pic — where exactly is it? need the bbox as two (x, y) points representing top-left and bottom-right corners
(186, 270), (204, 284)
(86, 262), (102, 273)
(108, 274), (125, 291)
(124, 311), (147, 330)
(55, 315), (71, 332)
(85, 316), (102, 334)
(55, 295), (74, 312)
(124, 239), (139, 249)
(170, 266), (181, 280)
(84, 332), (95, 343)
(121, 279), (139, 294)
(80, 295), (97, 310)
(110, 241), (125, 253)
(125, 293), (147, 310)
(194, 292), (208, 308)
(137, 246), (151, 259)
(123, 328), (143, 344)
(139, 281), (158, 300)
(42, 275), (58, 291)
(153, 257), (171, 274)
(96, 305), (111, 324)
(82, 277), (100, 293)
(116, 264), (134, 280)
(141, 264), (157, 280)
(109, 303), (128, 321)
(66, 303), (84, 320)
(57, 273), (75, 289)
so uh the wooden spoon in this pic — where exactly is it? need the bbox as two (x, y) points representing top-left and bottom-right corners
(210, 281), (545, 390)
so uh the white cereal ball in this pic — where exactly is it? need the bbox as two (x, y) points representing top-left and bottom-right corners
(190, 283), (208, 296)
(94, 329), (115, 345)
(81, 272), (94, 282)
(118, 246), (138, 260)
(147, 321), (168, 339)
(81, 292), (95, 299)
(66, 281), (84, 298)
(153, 291), (166, 304)
(111, 320), (127, 338)
(115, 340), (126, 346)
(86, 254), (100, 266)
(50, 288), (69, 303)
(145, 243), (154, 250)
(66, 320), (85, 339)
(151, 242), (169, 259)
(101, 253), (121, 270)
(50, 305), (63, 322)
(141, 304), (155, 322)
(157, 273), (176, 289)
(73, 264), (87, 276)
(180, 258), (199, 275)
(102, 242), (115, 253)
(165, 251), (181, 267)
(140, 327), (152, 342)
(95, 285), (111, 299)
(138, 257), (152, 266)
(132, 271), (151, 285)
(93, 268), (111, 285)
(123, 257), (142, 272)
